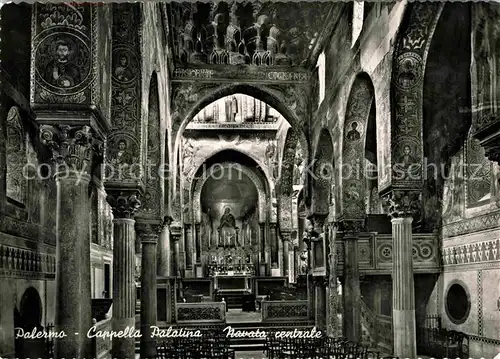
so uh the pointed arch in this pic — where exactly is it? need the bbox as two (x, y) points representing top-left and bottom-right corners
(422, 3), (471, 230)
(191, 151), (270, 223)
(6, 106), (27, 205)
(172, 83), (306, 194)
(341, 73), (375, 220)
(387, 3), (444, 193)
(138, 72), (162, 218)
(311, 128), (335, 216)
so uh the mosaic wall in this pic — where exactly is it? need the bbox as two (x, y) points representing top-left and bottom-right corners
(31, 3), (111, 123)
(341, 76), (374, 219)
(1, 4), (32, 99)
(5, 107), (27, 206)
(390, 3), (444, 189)
(471, 3), (500, 135)
(107, 4), (142, 183)
(465, 136), (492, 208)
(32, 4), (92, 103)
(138, 74), (162, 217)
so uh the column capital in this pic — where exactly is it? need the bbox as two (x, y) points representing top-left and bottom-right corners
(106, 190), (141, 219)
(163, 215), (174, 227)
(136, 220), (162, 244)
(169, 221), (182, 240)
(39, 124), (103, 177)
(308, 213), (328, 233)
(383, 190), (421, 219)
(281, 230), (291, 241)
(313, 275), (328, 287)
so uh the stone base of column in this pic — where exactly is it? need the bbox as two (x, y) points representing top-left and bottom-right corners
(393, 309), (417, 358)
(112, 317), (136, 359)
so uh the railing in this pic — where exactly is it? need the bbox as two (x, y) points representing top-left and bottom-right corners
(360, 299), (393, 352)
(0, 243), (56, 278)
(335, 232), (439, 275)
(377, 315), (393, 350)
(417, 315), (469, 359)
(175, 302), (226, 324)
(45, 320), (112, 359)
(261, 300), (309, 322)
(360, 299), (377, 342)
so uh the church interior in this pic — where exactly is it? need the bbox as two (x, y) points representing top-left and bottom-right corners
(0, 1), (500, 359)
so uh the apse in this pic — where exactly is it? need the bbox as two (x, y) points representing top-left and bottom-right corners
(200, 165), (258, 230)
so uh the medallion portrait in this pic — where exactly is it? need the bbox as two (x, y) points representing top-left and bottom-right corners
(35, 33), (90, 92)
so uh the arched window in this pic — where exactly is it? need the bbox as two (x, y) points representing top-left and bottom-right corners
(316, 51), (326, 106)
(6, 106), (27, 205)
(352, 1), (364, 47)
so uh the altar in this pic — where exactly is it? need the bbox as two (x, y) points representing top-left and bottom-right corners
(214, 274), (251, 292)
(209, 261), (256, 309)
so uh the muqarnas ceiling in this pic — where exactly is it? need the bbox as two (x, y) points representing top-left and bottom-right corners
(168, 1), (331, 66)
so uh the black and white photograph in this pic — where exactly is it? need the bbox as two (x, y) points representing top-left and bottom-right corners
(0, 1), (499, 359)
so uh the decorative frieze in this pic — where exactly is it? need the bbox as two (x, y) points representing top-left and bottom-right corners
(173, 68), (310, 83)
(442, 239), (500, 266)
(0, 215), (55, 245)
(176, 302), (226, 323)
(262, 300), (309, 321)
(0, 243), (56, 278)
(442, 210), (500, 238)
(334, 233), (439, 275)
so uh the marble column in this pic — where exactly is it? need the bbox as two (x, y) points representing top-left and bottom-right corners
(106, 192), (141, 359)
(195, 223), (201, 263)
(314, 277), (327, 332)
(392, 216), (416, 358)
(327, 222), (341, 337)
(185, 224), (193, 271)
(269, 223), (278, 268)
(170, 221), (183, 276)
(385, 191), (419, 358)
(157, 216), (172, 277)
(136, 220), (162, 359)
(281, 231), (291, 277)
(259, 223), (265, 260)
(343, 233), (361, 342)
(302, 222), (315, 320)
(39, 125), (101, 359)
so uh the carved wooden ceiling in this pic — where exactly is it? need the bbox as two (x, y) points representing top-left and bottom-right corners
(168, 1), (332, 67)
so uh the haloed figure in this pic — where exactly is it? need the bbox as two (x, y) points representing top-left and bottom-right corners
(44, 39), (81, 88)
